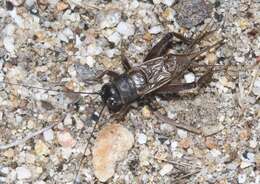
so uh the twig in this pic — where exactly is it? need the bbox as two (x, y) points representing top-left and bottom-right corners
(153, 156), (201, 168)
(0, 122), (59, 150)
(153, 111), (202, 134)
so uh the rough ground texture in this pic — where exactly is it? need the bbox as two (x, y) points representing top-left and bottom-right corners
(0, 0), (259, 183)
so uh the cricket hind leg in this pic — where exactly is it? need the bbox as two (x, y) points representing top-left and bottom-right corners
(154, 68), (214, 95)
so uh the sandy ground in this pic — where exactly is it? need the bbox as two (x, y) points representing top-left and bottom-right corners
(0, 0), (259, 183)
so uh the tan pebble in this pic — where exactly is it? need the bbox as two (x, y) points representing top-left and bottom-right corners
(35, 140), (49, 156)
(34, 31), (45, 41)
(179, 138), (191, 149)
(206, 53), (217, 64)
(56, 1), (69, 12)
(143, 32), (153, 42)
(255, 153), (260, 169)
(3, 149), (14, 158)
(205, 137), (217, 149)
(57, 131), (76, 148)
(92, 123), (134, 182)
(142, 105), (151, 118)
(239, 129), (250, 141)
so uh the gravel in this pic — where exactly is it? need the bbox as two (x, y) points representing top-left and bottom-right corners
(0, 0), (259, 183)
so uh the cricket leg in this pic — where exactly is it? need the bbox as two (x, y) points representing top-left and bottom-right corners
(111, 105), (131, 121)
(144, 32), (193, 61)
(155, 69), (214, 95)
(90, 70), (120, 82)
(121, 54), (132, 71)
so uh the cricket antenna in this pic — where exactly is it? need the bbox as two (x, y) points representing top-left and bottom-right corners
(73, 104), (106, 184)
(0, 81), (101, 95)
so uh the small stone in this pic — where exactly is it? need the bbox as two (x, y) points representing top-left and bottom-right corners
(139, 147), (151, 166)
(142, 106), (151, 118)
(16, 166), (32, 180)
(255, 153), (260, 168)
(148, 25), (163, 34)
(184, 72), (195, 83)
(205, 137), (217, 149)
(107, 32), (121, 45)
(3, 149), (15, 158)
(34, 140), (49, 156)
(210, 149), (221, 157)
(206, 53), (217, 64)
(97, 10), (121, 29)
(249, 140), (257, 148)
(57, 131), (76, 148)
(179, 138), (191, 149)
(92, 123), (134, 182)
(238, 174), (246, 183)
(162, 0), (175, 6)
(177, 129), (187, 139)
(3, 37), (15, 55)
(137, 133), (147, 144)
(239, 129), (250, 141)
(56, 1), (69, 12)
(64, 113), (73, 126)
(43, 129), (54, 142)
(159, 164), (173, 176)
(116, 22), (135, 37)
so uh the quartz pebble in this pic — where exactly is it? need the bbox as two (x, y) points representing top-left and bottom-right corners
(184, 72), (196, 83)
(159, 164), (173, 176)
(116, 22), (135, 37)
(238, 174), (246, 183)
(43, 129), (54, 142)
(35, 140), (49, 156)
(97, 10), (121, 29)
(16, 166), (32, 180)
(137, 133), (147, 144)
(92, 123), (134, 182)
(148, 25), (163, 34)
(57, 131), (76, 148)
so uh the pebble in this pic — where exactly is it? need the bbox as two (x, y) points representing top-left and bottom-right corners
(142, 105), (151, 118)
(162, 0), (175, 6)
(116, 22), (135, 37)
(184, 72), (196, 83)
(249, 140), (257, 148)
(238, 174), (246, 183)
(57, 131), (76, 148)
(179, 138), (192, 149)
(16, 166), (32, 180)
(34, 140), (49, 156)
(159, 164), (173, 176)
(92, 123), (134, 182)
(107, 32), (122, 45)
(43, 129), (54, 142)
(139, 147), (151, 166)
(137, 133), (147, 144)
(239, 129), (250, 141)
(177, 129), (187, 139)
(205, 137), (217, 149)
(97, 10), (121, 29)
(148, 25), (163, 34)
(3, 37), (15, 55)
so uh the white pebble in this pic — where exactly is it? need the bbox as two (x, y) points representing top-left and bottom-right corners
(116, 22), (135, 37)
(16, 167), (32, 180)
(148, 25), (162, 34)
(107, 32), (121, 45)
(97, 10), (121, 29)
(85, 56), (96, 67)
(3, 37), (15, 55)
(137, 133), (147, 144)
(159, 164), (173, 176)
(184, 72), (195, 83)
(249, 140), (257, 148)
(177, 129), (187, 139)
(238, 174), (247, 183)
(43, 129), (54, 142)
(162, 0), (175, 6)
